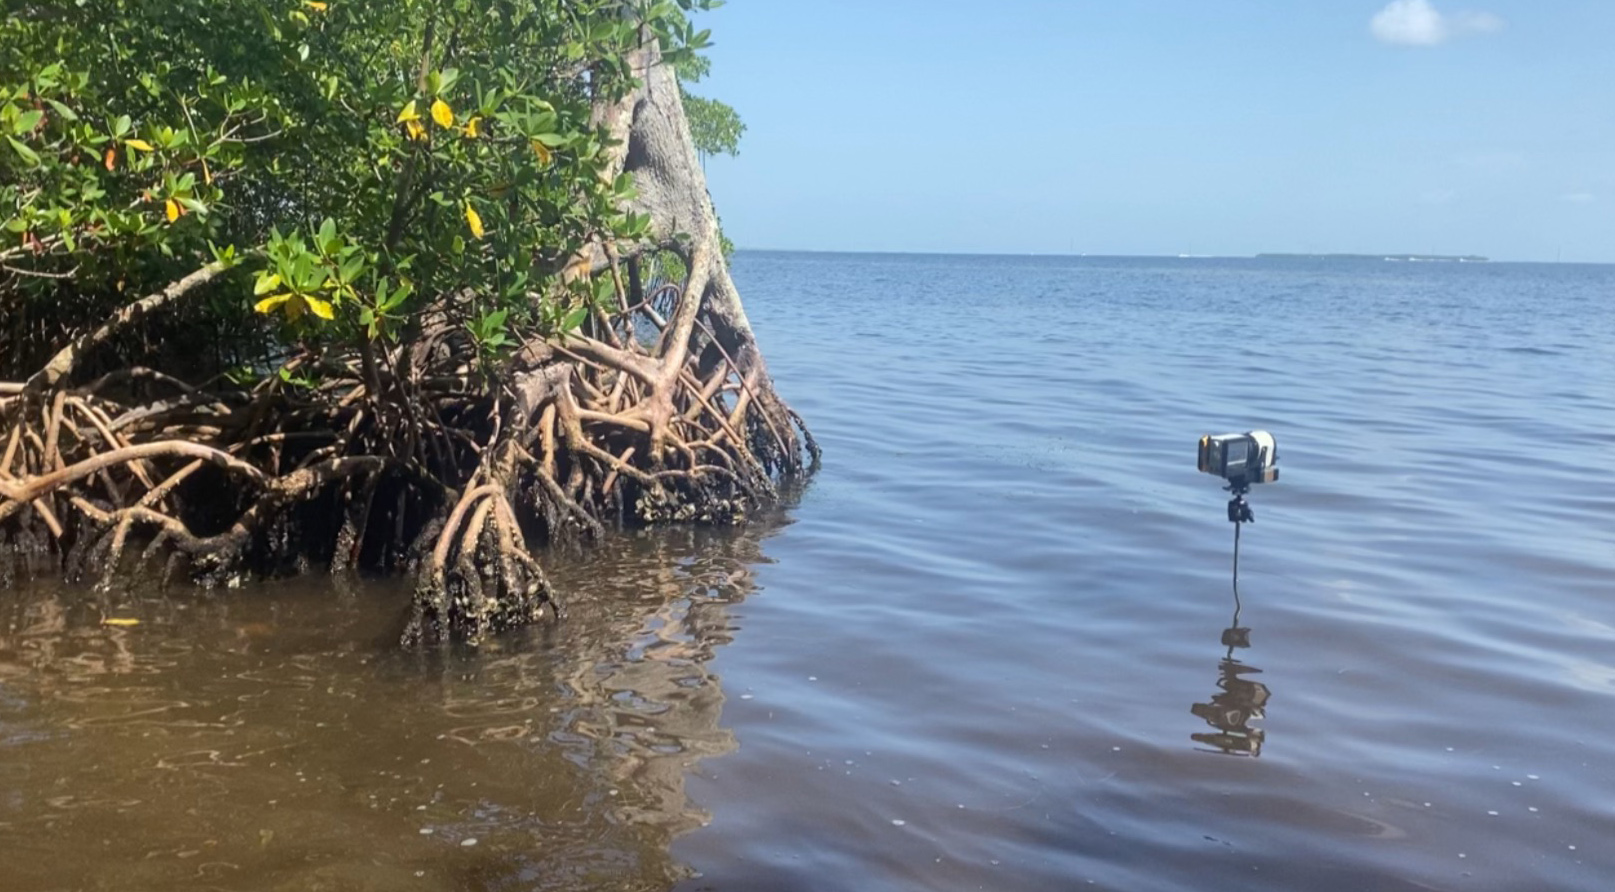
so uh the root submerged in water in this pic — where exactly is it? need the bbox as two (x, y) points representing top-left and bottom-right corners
(0, 39), (813, 645)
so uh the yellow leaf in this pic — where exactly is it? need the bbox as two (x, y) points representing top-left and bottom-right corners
(405, 119), (425, 141)
(102, 618), (141, 627)
(303, 0), (328, 10)
(462, 116), (481, 138)
(253, 273), (282, 295)
(254, 293), (293, 315)
(165, 198), (181, 223)
(125, 138), (155, 152)
(285, 295), (306, 321)
(465, 204), (484, 239)
(396, 100), (419, 123)
(430, 98), (453, 128)
(303, 296), (335, 320)
(531, 140), (552, 166)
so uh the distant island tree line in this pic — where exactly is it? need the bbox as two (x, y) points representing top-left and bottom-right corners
(1255, 254), (1489, 263)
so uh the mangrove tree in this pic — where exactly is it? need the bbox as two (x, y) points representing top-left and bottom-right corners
(0, 0), (815, 642)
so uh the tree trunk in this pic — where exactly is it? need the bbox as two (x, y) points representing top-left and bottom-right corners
(0, 35), (816, 645)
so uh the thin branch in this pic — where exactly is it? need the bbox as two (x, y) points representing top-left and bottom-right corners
(26, 261), (229, 393)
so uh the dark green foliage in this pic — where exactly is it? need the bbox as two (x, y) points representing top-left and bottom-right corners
(0, 0), (717, 383)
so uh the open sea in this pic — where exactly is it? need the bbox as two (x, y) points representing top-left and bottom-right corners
(2, 251), (1613, 891)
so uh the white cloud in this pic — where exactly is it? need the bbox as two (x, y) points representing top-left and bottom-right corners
(1372, 0), (1445, 45)
(1561, 192), (1597, 204)
(1371, 0), (1504, 47)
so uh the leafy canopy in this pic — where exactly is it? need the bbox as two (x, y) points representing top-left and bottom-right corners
(0, 0), (719, 380)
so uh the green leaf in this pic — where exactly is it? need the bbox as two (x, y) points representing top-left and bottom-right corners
(316, 217), (337, 250)
(13, 110), (43, 135)
(382, 280), (413, 310)
(278, 366), (316, 388)
(338, 254), (364, 283)
(561, 305), (589, 331)
(44, 99), (77, 122)
(254, 273), (282, 295)
(6, 136), (39, 166)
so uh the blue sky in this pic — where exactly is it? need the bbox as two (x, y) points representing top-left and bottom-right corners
(692, 1), (1615, 262)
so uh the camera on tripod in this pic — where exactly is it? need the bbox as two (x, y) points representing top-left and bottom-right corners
(1197, 431), (1278, 488)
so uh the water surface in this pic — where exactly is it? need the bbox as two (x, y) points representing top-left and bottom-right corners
(4, 253), (1614, 890)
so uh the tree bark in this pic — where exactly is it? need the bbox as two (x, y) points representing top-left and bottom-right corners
(2, 36), (815, 645)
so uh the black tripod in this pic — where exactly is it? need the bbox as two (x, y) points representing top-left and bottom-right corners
(1226, 478), (1255, 525)
(1188, 476), (1268, 756)
(1226, 478), (1255, 622)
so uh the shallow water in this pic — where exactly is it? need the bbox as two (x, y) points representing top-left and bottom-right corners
(4, 253), (1615, 890)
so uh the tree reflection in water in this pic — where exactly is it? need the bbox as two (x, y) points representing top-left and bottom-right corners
(0, 510), (793, 891)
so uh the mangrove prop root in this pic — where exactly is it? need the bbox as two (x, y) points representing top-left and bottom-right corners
(0, 37), (813, 644)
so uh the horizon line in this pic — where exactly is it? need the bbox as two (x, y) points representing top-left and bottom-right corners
(731, 248), (1608, 266)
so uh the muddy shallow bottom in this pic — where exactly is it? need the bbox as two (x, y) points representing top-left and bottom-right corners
(0, 519), (768, 891)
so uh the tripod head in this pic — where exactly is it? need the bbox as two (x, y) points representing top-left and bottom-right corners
(1227, 481), (1253, 523)
(1226, 478), (1255, 524)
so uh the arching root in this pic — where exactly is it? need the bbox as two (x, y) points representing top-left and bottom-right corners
(0, 35), (817, 645)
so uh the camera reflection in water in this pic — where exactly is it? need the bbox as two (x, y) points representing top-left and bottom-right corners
(1190, 588), (1270, 756)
